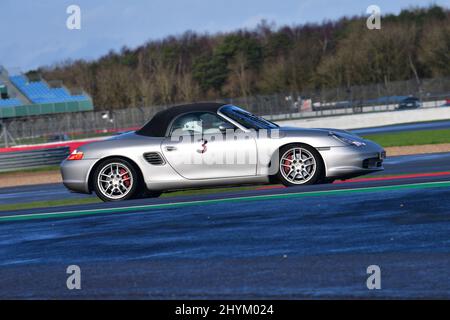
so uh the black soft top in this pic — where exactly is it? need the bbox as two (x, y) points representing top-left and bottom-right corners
(136, 102), (227, 137)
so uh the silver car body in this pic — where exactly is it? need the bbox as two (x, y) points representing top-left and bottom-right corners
(61, 104), (385, 194)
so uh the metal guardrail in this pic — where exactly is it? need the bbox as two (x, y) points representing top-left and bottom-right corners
(0, 147), (69, 172)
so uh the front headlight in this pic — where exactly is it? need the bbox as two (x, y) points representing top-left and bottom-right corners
(329, 132), (366, 147)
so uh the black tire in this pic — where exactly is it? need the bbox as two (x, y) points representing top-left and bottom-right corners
(276, 144), (323, 187)
(93, 158), (140, 202)
(140, 190), (163, 199)
(268, 174), (280, 184)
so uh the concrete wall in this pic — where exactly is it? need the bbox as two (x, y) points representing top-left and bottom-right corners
(276, 106), (450, 130)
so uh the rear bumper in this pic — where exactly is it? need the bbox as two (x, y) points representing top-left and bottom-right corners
(60, 159), (97, 194)
(321, 142), (386, 178)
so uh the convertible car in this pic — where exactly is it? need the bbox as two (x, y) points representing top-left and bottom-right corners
(61, 103), (386, 202)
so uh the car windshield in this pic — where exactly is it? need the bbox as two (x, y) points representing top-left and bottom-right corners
(220, 105), (279, 130)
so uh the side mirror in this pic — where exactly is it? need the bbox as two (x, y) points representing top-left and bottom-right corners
(219, 123), (235, 133)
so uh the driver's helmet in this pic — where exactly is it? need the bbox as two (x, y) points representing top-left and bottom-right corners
(182, 116), (202, 133)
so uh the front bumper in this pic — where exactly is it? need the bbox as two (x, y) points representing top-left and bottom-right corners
(60, 159), (98, 194)
(321, 141), (386, 179)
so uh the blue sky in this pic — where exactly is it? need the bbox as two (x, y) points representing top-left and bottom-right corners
(0, 0), (447, 72)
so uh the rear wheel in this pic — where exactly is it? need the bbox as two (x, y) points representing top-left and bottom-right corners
(93, 158), (139, 202)
(276, 144), (323, 187)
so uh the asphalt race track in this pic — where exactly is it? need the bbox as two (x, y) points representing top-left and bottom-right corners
(1, 153), (450, 299)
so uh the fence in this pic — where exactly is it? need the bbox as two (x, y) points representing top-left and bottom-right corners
(1, 77), (449, 146)
(0, 147), (69, 172)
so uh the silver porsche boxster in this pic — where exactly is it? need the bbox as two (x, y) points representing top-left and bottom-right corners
(61, 103), (385, 202)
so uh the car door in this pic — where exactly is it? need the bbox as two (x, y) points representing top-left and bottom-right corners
(161, 111), (257, 180)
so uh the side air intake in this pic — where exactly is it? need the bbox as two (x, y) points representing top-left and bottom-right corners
(143, 152), (165, 165)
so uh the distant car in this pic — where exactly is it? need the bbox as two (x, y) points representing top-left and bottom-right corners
(61, 103), (385, 202)
(398, 97), (421, 110)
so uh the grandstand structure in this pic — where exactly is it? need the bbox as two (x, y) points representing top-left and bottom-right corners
(0, 66), (94, 147)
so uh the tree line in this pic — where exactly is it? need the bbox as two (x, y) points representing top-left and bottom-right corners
(37, 5), (450, 111)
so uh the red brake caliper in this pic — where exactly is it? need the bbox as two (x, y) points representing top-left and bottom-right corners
(283, 153), (292, 174)
(120, 168), (130, 187)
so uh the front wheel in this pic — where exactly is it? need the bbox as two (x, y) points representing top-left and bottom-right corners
(93, 158), (139, 202)
(276, 144), (323, 187)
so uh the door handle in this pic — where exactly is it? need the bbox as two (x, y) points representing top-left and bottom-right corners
(165, 146), (177, 152)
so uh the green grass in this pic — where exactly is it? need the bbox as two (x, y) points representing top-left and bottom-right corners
(363, 129), (450, 147)
(0, 198), (102, 212)
(0, 185), (261, 212)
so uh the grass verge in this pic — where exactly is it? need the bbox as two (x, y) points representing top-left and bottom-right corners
(363, 129), (450, 147)
(0, 198), (102, 212)
(0, 186), (259, 212)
